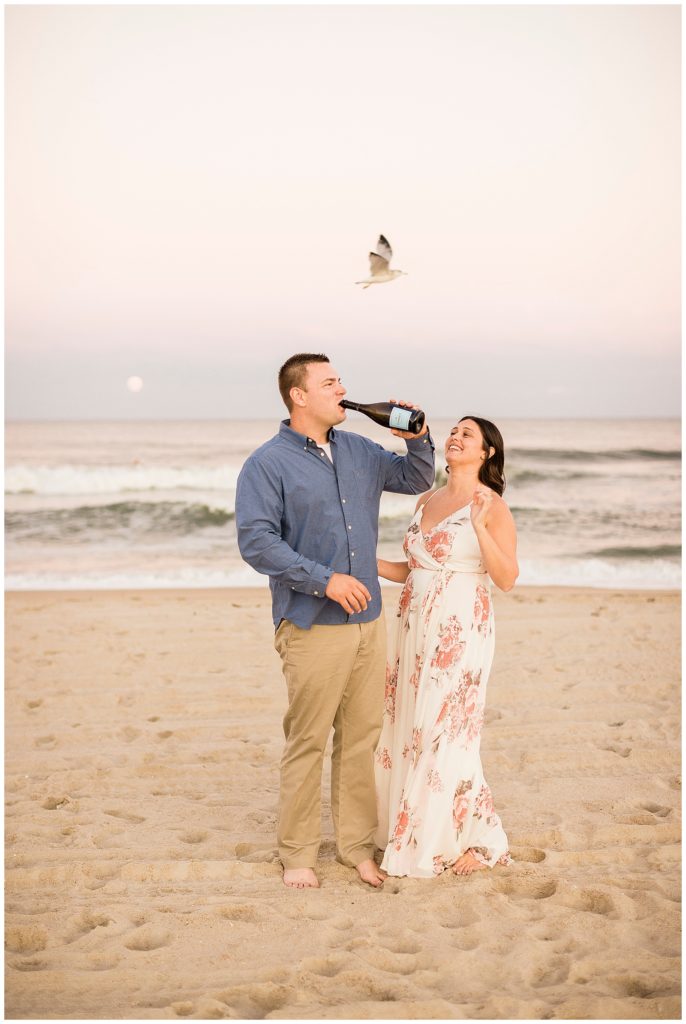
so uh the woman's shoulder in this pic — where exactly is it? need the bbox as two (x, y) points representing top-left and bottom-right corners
(487, 490), (515, 522)
(415, 487), (439, 511)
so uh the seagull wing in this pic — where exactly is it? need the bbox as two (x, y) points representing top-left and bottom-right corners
(376, 235), (393, 262)
(369, 252), (389, 276)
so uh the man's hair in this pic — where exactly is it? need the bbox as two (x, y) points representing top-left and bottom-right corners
(278, 353), (330, 411)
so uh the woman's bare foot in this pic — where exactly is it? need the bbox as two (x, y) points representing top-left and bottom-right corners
(356, 858), (387, 887)
(283, 867), (319, 889)
(452, 850), (488, 876)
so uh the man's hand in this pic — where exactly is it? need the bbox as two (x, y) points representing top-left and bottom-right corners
(325, 573), (372, 614)
(388, 398), (428, 439)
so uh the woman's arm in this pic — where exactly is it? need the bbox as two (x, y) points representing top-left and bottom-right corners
(377, 558), (411, 584)
(471, 489), (519, 591)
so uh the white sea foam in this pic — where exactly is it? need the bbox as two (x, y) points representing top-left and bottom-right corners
(5, 559), (679, 592)
(4, 564), (266, 592)
(517, 558), (680, 590)
(5, 464), (240, 496)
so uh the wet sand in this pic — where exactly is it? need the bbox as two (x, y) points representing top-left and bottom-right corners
(5, 586), (681, 1019)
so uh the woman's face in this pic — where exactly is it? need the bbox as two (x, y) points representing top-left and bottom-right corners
(445, 419), (485, 470)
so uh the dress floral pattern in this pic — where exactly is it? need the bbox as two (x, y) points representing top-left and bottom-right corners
(375, 499), (511, 878)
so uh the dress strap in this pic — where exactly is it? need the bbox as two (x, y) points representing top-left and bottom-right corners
(420, 489), (441, 512)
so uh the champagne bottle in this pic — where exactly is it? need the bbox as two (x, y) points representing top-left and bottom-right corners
(340, 400), (425, 434)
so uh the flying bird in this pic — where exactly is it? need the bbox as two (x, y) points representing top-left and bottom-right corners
(356, 235), (407, 288)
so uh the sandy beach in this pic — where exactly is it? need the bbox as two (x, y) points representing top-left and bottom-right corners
(5, 585), (681, 1020)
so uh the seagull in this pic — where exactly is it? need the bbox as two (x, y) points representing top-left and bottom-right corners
(356, 235), (407, 288)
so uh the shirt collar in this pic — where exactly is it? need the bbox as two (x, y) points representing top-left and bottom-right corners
(279, 419), (338, 448)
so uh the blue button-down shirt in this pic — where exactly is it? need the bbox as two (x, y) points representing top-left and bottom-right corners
(235, 420), (435, 629)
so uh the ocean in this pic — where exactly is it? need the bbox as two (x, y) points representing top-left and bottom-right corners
(5, 418), (681, 591)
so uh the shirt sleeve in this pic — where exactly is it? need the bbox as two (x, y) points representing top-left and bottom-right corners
(235, 455), (334, 597)
(378, 430), (436, 494)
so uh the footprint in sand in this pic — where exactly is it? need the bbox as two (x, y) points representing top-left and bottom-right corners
(352, 945), (420, 974)
(602, 743), (632, 758)
(560, 887), (616, 917)
(104, 808), (146, 824)
(235, 842), (278, 864)
(527, 955), (571, 988)
(147, 715), (160, 722)
(216, 981), (292, 1019)
(437, 905), (481, 930)
(300, 953), (350, 977)
(169, 1001), (194, 1016)
(609, 974), (679, 999)
(640, 801), (672, 818)
(64, 910), (112, 944)
(492, 877), (558, 900)
(41, 795), (71, 810)
(178, 830), (208, 845)
(8, 956), (48, 972)
(5, 925), (48, 954)
(217, 904), (264, 923)
(93, 827), (126, 850)
(118, 726), (141, 742)
(374, 930), (421, 955)
(123, 924), (171, 951)
(24, 699), (43, 710)
(34, 734), (57, 749)
(328, 915), (355, 931)
(83, 953), (120, 972)
(157, 730), (174, 740)
(450, 928), (481, 952)
(509, 846), (546, 863)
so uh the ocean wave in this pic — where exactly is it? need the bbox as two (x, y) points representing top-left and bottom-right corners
(5, 464), (240, 496)
(585, 544), (681, 561)
(509, 447), (681, 462)
(6, 501), (234, 541)
(4, 564), (265, 591)
(516, 557), (680, 589)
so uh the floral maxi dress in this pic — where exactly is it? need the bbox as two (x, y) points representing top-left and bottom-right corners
(375, 499), (511, 878)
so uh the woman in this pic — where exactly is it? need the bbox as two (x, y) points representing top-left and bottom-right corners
(375, 416), (518, 878)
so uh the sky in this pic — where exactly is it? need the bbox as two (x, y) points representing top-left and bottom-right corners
(5, 3), (681, 420)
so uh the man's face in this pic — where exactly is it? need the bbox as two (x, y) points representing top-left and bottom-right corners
(297, 362), (347, 428)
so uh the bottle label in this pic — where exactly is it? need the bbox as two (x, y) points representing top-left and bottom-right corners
(389, 407), (412, 431)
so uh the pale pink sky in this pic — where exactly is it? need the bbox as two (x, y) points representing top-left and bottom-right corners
(6, 4), (681, 419)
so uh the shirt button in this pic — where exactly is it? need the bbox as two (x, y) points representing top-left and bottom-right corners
(341, 498), (346, 503)
(351, 552), (355, 557)
(320, 452), (325, 457)
(314, 590), (319, 595)
(348, 525), (352, 530)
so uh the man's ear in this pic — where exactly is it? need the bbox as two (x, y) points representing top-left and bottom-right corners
(290, 387), (306, 408)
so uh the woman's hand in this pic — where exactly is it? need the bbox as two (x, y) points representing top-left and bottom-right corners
(387, 398), (428, 439)
(470, 486), (494, 531)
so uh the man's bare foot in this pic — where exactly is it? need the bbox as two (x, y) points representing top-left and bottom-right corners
(452, 850), (488, 876)
(283, 867), (319, 889)
(356, 858), (386, 887)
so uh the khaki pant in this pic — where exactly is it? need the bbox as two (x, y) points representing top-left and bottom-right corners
(273, 615), (387, 869)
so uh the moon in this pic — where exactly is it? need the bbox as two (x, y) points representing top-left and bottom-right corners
(126, 376), (144, 393)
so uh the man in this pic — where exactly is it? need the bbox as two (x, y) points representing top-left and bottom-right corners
(235, 354), (434, 889)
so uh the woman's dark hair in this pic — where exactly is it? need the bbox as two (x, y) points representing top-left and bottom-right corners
(458, 416), (506, 495)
